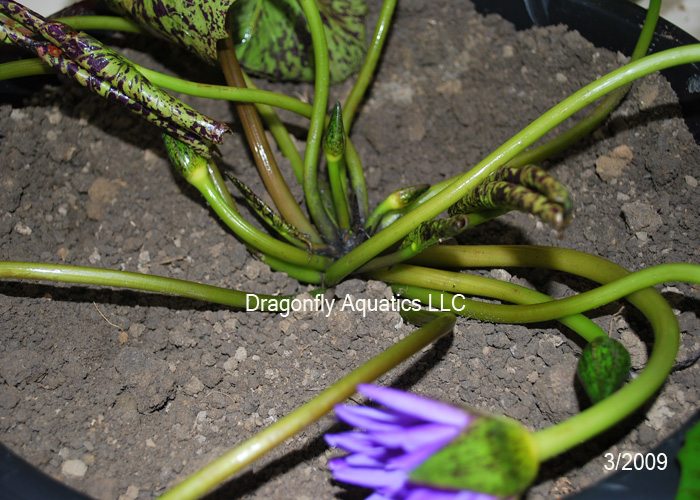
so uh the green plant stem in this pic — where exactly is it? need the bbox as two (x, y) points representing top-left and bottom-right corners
(342, 0), (397, 132)
(0, 58), (49, 79)
(409, 245), (684, 460)
(356, 246), (420, 274)
(392, 262), (699, 323)
(0, 261), (281, 308)
(226, 174), (322, 251)
(335, 0), (395, 223)
(345, 139), (369, 223)
(365, 197), (396, 233)
(506, 0), (660, 168)
(0, 58), (314, 118)
(59, 15), (315, 118)
(323, 45), (700, 286)
(257, 253), (324, 285)
(243, 73), (305, 185)
(206, 161), (237, 211)
(218, 39), (321, 242)
(298, 0), (337, 242)
(160, 312), (456, 500)
(188, 164), (331, 271)
(369, 263), (606, 342)
(327, 155), (351, 229)
(318, 174), (338, 226)
(359, 211), (502, 271)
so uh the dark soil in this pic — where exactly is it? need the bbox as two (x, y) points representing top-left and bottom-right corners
(1, 1), (698, 499)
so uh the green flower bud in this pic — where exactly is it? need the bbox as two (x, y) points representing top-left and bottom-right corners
(577, 336), (631, 404)
(323, 102), (346, 160)
(410, 415), (539, 497)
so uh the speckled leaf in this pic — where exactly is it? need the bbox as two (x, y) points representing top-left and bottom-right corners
(228, 0), (367, 83)
(577, 336), (631, 404)
(102, 0), (237, 63)
(1, 0), (226, 154)
(227, 174), (316, 250)
(449, 164), (573, 230)
(104, 0), (367, 83)
(409, 416), (538, 497)
(678, 420), (700, 500)
(163, 134), (209, 180)
(399, 214), (469, 252)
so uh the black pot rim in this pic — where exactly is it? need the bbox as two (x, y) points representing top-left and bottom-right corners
(473, 0), (700, 143)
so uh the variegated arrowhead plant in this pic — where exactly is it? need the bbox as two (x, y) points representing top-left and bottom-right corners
(1, 0), (700, 499)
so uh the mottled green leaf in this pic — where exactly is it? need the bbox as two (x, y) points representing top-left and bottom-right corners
(163, 134), (209, 180)
(102, 0), (237, 63)
(230, 0), (367, 83)
(678, 420), (700, 500)
(399, 215), (469, 252)
(105, 0), (367, 82)
(577, 336), (631, 404)
(409, 416), (538, 497)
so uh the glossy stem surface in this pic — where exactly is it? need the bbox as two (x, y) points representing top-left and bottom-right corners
(218, 38), (321, 242)
(190, 166), (331, 271)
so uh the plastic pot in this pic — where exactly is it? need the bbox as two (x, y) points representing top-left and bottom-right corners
(1, 1), (698, 498)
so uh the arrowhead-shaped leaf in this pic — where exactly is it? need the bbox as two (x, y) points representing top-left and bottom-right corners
(229, 0), (367, 83)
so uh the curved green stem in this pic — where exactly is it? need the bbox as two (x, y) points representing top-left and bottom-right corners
(243, 73), (306, 185)
(370, 263), (606, 342)
(0, 15), (313, 117)
(538, 283), (676, 462)
(188, 164), (331, 271)
(257, 253), (324, 285)
(143, 67), (313, 117)
(0, 58), (314, 118)
(298, 0), (337, 242)
(323, 45), (700, 285)
(0, 261), (281, 309)
(506, 0), (660, 168)
(206, 161), (237, 211)
(160, 312), (456, 499)
(392, 262), (698, 323)
(409, 244), (685, 460)
(342, 0), (397, 132)
(345, 139), (369, 223)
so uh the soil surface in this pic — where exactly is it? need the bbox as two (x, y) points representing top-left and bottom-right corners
(1, 1), (699, 499)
